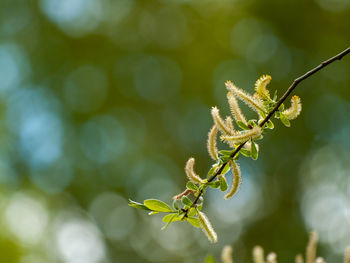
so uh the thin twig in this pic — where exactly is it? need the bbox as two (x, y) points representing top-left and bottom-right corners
(186, 46), (350, 213)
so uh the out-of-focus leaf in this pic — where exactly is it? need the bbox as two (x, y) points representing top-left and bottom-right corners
(205, 254), (216, 263)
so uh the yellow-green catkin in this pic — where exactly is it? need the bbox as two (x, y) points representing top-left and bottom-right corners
(282, 95), (302, 120)
(211, 106), (234, 135)
(227, 92), (247, 124)
(185, 157), (205, 184)
(225, 81), (265, 114)
(198, 212), (218, 243)
(254, 75), (272, 100)
(224, 161), (241, 199)
(221, 126), (262, 144)
(207, 124), (219, 161)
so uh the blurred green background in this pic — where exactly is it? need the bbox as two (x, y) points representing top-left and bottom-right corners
(0, 0), (350, 262)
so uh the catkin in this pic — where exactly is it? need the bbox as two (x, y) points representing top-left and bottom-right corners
(224, 161), (241, 199)
(185, 158), (205, 184)
(221, 245), (233, 263)
(255, 75), (271, 100)
(282, 95), (302, 120)
(227, 92), (247, 124)
(225, 81), (265, 114)
(211, 107), (234, 135)
(221, 126), (262, 144)
(207, 124), (219, 161)
(198, 212), (218, 243)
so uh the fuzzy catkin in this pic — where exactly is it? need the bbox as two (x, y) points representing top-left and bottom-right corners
(227, 92), (247, 124)
(211, 106), (234, 135)
(254, 75), (271, 100)
(224, 161), (241, 199)
(207, 125), (219, 161)
(198, 212), (217, 243)
(221, 126), (262, 144)
(185, 158), (205, 184)
(282, 95), (302, 120)
(225, 81), (265, 114)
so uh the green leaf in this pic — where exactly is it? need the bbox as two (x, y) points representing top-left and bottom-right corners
(208, 181), (220, 189)
(251, 140), (258, 160)
(273, 90), (278, 101)
(236, 121), (249, 130)
(187, 217), (201, 228)
(161, 214), (177, 230)
(188, 207), (197, 217)
(240, 147), (251, 157)
(221, 163), (231, 175)
(205, 254), (216, 263)
(172, 199), (179, 210)
(128, 200), (151, 211)
(220, 155), (231, 163)
(162, 214), (182, 223)
(265, 120), (274, 129)
(278, 104), (285, 111)
(218, 150), (233, 156)
(219, 176), (228, 191)
(207, 165), (217, 178)
(186, 181), (198, 191)
(148, 211), (159, 215)
(279, 112), (291, 127)
(144, 199), (173, 213)
(197, 204), (203, 211)
(274, 111), (281, 118)
(181, 196), (193, 206)
(248, 119), (257, 127)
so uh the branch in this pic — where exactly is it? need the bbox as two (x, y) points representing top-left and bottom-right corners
(187, 46), (350, 212)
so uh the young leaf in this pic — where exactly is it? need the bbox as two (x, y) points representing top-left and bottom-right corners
(219, 176), (228, 191)
(208, 181), (220, 189)
(128, 200), (151, 211)
(148, 211), (159, 215)
(219, 150), (233, 156)
(273, 90), (278, 101)
(188, 207), (197, 217)
(207, 165), (217, 178)
(161, 214), (177, 230)
(205, 254), (216, 263)
(279, 112), (291, 127)
(172, 199), (179, 210)
(251, 139), (258, 160)
(186, 217), (201, 228)
(181, 196), (193, 206)
(144, 199), (173, 213)
(197, 204), (203, 211)
(221, 163), (231, 175)
(162, 214), (182, 223)
(265, 120), (274, 129)
(186, 181), (198, 191)
(240, 147), (251, 157)
(236, 120), (249, 130)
